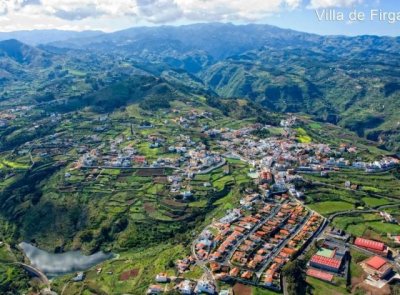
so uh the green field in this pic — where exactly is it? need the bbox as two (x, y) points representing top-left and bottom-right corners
(362, 197), (392, 207)
(296, 127), (312, 143)
(52, 244), (187, 294)
(303, 170), (400, 199)
(252, 287), (281, 295)
(1, 159), (30, 169)
(333, 214), (400, 240)
(308, 201), (354, 215)
(306, 276), (348, 295)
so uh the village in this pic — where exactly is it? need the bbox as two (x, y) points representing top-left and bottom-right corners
(139, 114), (400, 294)
(2, 106), (400, 295)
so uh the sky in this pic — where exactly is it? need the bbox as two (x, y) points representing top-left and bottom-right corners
(0, 0), (399, 36)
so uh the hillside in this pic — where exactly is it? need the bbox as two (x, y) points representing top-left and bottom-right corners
(45, 24), (400, 151)
(200, 44), (400, 150)
(0, 39), (53, 66)
(0, 24), (399, 151)
(0, 23), (400, 295)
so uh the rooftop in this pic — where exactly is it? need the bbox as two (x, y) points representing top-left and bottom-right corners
(307, 268), (334, 282)
(310, 255), (342, 270)
(365, 256), (388, 270)
(317, 248), (335, 258)
(355, 237), (385, 252)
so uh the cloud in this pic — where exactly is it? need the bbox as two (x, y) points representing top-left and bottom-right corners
(0, 0), (306, 32)
(6, 0), (137, 21)
(176, 0), (302, 22)
(136, 0), (182, 23)
(21, 0), (41, 6)
(286, 0), (303, 9)
(308, 0), (363, 9)
(0, 0), (40, 15)
(0, 3), (7, 15)
(53, 4), (101, 20)
(1, 0), (302, 23)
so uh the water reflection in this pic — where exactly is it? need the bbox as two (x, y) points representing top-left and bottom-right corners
(19, 242), (113, 277)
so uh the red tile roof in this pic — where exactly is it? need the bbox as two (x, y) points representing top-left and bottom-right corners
(366, 256), (387, 270)
(307, 269), (334, 282)
(310, 255), (341, 270)
(354, 237), (385, 252)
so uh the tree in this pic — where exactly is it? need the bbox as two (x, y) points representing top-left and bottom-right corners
(282, 260), (308, 295)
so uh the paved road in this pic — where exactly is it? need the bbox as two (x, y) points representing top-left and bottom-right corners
(328, 210), (378, 222)
(191, 227), (216, 286)
(7, 262), (50, 288)
(255, 212), (313, 278)
(196, 158), (226, 175)
(328, 203), (400, 222)
(282, 276), (289, 295)
(81, 165), (183, 171)
(61, 281), (71, 295)
(224, 205), (282, 266)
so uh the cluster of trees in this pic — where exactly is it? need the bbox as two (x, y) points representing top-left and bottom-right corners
(0, 265), (29, 294)
(206, 96), (281, 126)
(251, 128), (271, 139)
(282, 260), (308, 295)
(139, 95), (171, 111)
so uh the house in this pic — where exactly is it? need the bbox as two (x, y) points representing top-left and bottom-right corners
(0, 119), (8, 128)
(259, 171), (273, 184)
(139, 122), (153, 129)
(229, 267), (240, 277)
(241, 271), (253, 280)
(72, 272), (85, 282)
(147, 285), (163, 294)
(360, 256), (392, 279)
(354, 238), (387, 255)
(380, 211), (396, 224)
(181, 191), (193, 200)
(155, 273), (169, 283)
(133, 156), (146, 165)
(178, 280), (194, 295)
(194, 280), (216, 294)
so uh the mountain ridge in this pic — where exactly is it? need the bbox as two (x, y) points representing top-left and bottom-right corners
(0, 23), (399, 151)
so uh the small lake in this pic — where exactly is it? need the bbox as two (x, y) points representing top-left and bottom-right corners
(19, 242), (114, 277)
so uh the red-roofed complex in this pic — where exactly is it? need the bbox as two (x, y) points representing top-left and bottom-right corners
(361, 256), (392, 279)
(307, 269), (334, 282)
(354, 238), (386, 255)
(310, 255), (342, 273)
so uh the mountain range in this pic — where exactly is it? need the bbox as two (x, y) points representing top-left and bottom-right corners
(0, 29), (103, 46)
(0, 23), (399, 151)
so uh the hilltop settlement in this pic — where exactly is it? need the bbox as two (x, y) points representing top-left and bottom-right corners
(1, 102), (400, 295)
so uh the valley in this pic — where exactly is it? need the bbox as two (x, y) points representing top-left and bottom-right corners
(0, 23), (399, 295)
(1, 94), (399, 294)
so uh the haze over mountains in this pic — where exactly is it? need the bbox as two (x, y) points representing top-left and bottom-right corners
(0, 30), (103, 46)
(1, 23), (399, 151)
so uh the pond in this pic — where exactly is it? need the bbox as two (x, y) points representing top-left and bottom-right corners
(19, 242), (114, 277)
